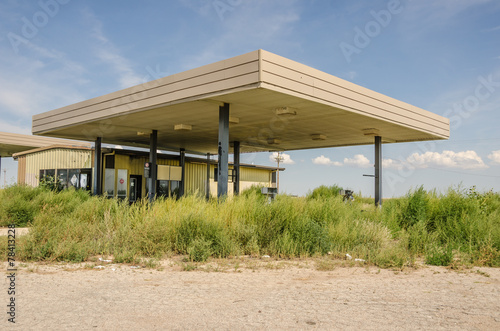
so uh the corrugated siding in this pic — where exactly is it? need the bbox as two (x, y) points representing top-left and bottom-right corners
(17, 156), (26, 184)
(185, 162), (207, 195)
(23, 148), (92, 186)
(241, 167), (271, 183)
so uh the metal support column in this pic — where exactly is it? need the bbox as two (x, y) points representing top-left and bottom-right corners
(179, 148), (185, 197)
(217, 103), (230, 198)
(375, 136), (382, 207)
(233, 141), (240, 195)
(206, 153), (211, 200)
(93, 137), (102, 195)
(148, 130), (158, 202)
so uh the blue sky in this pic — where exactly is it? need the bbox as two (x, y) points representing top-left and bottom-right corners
(1, 0), (499, 197)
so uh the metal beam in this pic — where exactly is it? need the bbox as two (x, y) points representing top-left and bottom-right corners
(179, 148), (185, 197)
(217, 103), (230, 198)
(149, 130), (158, 202)
(93, 137), (102, 195)
(206, 153), (211, 200)
(233, 141), (240, 195)
(375, 135), (382, 207)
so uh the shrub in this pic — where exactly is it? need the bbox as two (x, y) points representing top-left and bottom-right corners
(188, 238), (212, 262)
(425, 245), (454, 266)
(307, 185), (343, 200)
(0, 184), (497, 268)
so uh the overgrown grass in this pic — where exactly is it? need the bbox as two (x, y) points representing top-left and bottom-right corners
(0, 184), (498, 268)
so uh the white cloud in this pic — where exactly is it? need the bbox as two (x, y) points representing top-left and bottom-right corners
(344, 154), (371, 168)
(313, 154), (371, 167)
(270, 152), (295, 165)
(407, 150), (488, 170)
(488, 150), (500, 165)
(312, 155), (342, 166)
(84, 9), (144, 88)
(382, 158), (406, 170)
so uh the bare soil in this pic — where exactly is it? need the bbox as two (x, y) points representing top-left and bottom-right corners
(2, 258), (499, 330)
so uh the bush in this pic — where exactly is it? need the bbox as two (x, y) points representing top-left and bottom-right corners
(307, 185), (343, 199)
(188, 238), (212, 262)
(425, 245), (454, 266)
(0, 184), (498, 268)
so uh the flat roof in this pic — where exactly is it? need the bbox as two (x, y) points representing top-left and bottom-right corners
(0, 132), (91, 157)
(32, 50), (449, 154)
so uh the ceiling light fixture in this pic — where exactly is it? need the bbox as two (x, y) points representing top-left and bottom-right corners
(311, 134), (327, 141)
(275, 106), (297, 116)
(267, 138), (281, 145)
(362, 128), (380, 136)
(174, 124), (192, 131)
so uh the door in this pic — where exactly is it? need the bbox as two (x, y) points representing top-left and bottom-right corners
(129, 175), (142, 202)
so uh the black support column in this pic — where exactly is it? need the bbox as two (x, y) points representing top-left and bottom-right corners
(93, 137), (102, 195)
(149, 130), (158, 202)
(179, 148), (185, 197)
(217, 103), (230, 198)
(233, 141), (240, 195)
(206, 153), (210, 200)
(375, 136), (382, 207)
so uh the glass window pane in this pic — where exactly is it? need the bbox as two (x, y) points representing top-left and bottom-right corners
(117, 169), (127, 199)
(170, 181), (180, 198)
(57, 169), (68, 190)
(104, 168), (115, 197)
(68, 169), (80, 189)
(157, 180), (169, 197)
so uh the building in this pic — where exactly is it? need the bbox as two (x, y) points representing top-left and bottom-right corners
(32, 50), (450, 205)
(13, 145), (281, 200)
(0, 131), (91, 187)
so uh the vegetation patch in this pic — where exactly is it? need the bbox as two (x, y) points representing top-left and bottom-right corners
(0, 184), (498, 268)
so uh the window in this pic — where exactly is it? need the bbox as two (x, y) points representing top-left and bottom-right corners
(156, 180), (180, 198)
(57, 169), (69, 189)
(68, 169), (81, 189)
(105, 155), (115, 169)
(116, 169), (128, 199)
(38, 168), (91, 191)
(104, 168), (115, 197)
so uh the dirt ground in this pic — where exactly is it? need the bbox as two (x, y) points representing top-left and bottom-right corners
(2, 258), (499, 330)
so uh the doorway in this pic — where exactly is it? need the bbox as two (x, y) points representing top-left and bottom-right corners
(129, 175), (142, 202)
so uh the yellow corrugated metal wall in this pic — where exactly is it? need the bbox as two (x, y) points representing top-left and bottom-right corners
(17, 156), (26, 184)
(185, 162), (207, 196)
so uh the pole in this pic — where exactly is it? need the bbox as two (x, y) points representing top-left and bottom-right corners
(93, 137), (102, 195)
(217, 103), (229, 198)
(149, 130), (158, 202)
(375, 136), (382, 207)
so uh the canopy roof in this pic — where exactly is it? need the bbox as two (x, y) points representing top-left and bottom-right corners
(0, 132), (90, 157)
(32, 50), (449, 154)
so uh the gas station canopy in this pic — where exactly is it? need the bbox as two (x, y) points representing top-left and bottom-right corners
(32, 50), (449, 154)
